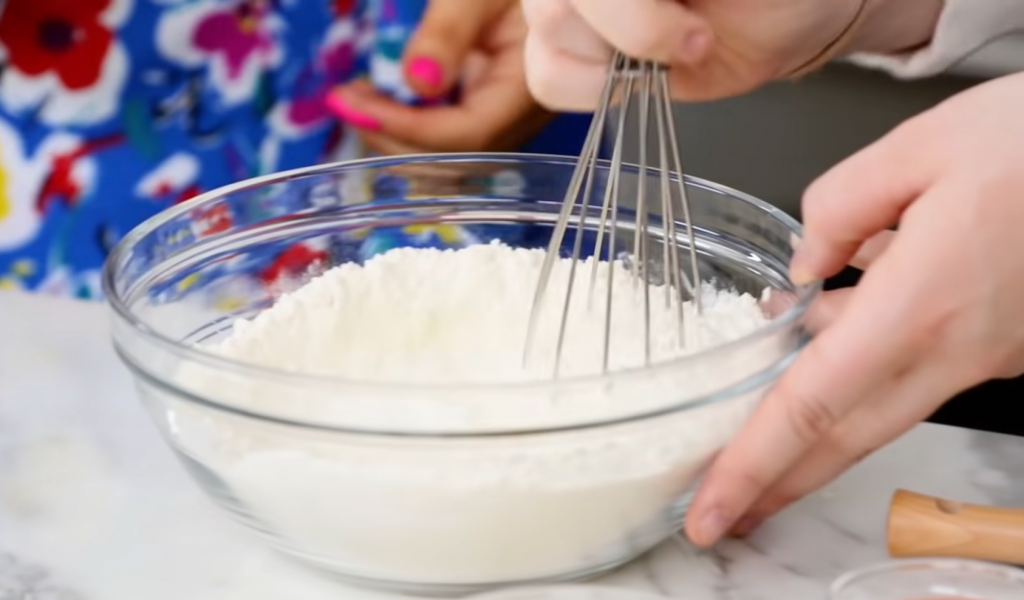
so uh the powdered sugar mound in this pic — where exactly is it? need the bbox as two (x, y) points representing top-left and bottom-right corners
(211, 241), (768, 383)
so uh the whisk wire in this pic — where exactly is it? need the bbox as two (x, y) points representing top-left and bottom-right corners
(634, 63), (653, 366)
(587, 73), (630, 307)
(523, 55), (622, 371)
(525, 53), (702, 378)
(660, 68), (703, 312)
(598, 66), (635, 371)
(653, 68), (687, 346)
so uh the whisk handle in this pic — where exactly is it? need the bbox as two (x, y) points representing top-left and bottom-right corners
(887, 489), (1024, 565)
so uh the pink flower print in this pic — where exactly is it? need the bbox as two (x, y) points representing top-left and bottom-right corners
(289, 38), (355, 127)
(157, 0), (283, 106)
(193, 1), (274, 81)
(269, 19), (357, 137)
(284, 77), (327, 130)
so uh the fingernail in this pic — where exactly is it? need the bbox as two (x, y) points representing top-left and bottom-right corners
(694, 508), (731, 546)
(408, 56), (445, 89)
(679, 30), (711, 63)
(789, 246), (816, 286)
(325, 90), (381, 131)
(789, 233), (802, 251)
(729, 515), (763, 538)
(790, 264), (814, 286)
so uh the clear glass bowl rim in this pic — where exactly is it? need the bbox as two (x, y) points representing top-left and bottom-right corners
(103, 152), (821, 397)
(830, 558), (1024, 596)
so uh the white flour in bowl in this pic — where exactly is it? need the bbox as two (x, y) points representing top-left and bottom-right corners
(169, 242), (781, 587)
(211, 241), (768, 382)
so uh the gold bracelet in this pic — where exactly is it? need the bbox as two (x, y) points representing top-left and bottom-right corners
(786, 0), (870, 79)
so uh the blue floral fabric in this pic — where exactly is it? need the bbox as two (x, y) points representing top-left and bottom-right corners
(0, 0), (588, 299)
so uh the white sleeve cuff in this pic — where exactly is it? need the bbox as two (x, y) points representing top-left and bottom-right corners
(846, 0), (1024, 78)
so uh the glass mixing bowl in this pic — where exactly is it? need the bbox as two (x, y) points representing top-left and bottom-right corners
(104, 153), (818, 595)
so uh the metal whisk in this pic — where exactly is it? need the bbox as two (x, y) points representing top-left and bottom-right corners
(524, 52), (702, 378)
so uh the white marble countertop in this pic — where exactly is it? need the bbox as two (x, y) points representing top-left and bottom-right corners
(1, 290), (1022, 600)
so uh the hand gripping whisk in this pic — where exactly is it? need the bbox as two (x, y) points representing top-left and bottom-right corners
(523, 53), (702, 378)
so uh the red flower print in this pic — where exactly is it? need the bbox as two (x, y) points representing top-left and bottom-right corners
(333, 0), (356, 17)
(258, 243), (329, 286)
(190, 204), (234, 237)
(0, 0), (114, 91)
(36, 133), (123, 213)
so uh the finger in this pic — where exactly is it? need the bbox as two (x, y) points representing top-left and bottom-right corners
(685, 247), (922, 547)
(795, 232), (893, 332)
(730, 360), (960, 536)
(760, 232), (884, 323)
(358, 130), (426, 156)
(794, 233), (892, 330)
(792, 117), (937, 284)
(802, 288), (854, 334)
(524, 33), (608, 111)
(357, 120), (540, 156)
(662, 64), (745, 103)
(568, 0), (712, 65)
(522, 0), (610, 64)
(776, 232), (893, 342)
(331, 77), (547, 152)
(849, 229), (896, 271)
(403, 0), (512, 98)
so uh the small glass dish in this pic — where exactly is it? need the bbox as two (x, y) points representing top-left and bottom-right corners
(466, 584), (671, 600)
(830, 559), (1024, 600)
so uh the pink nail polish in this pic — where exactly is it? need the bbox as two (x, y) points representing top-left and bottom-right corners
(407, 57), (444, 89)
(325, 92), (381, 131)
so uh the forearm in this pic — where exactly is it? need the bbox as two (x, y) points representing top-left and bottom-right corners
(850, 0), (946, 55)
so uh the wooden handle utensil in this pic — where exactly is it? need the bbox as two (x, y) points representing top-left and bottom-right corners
(887, 489), (1024, 566)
